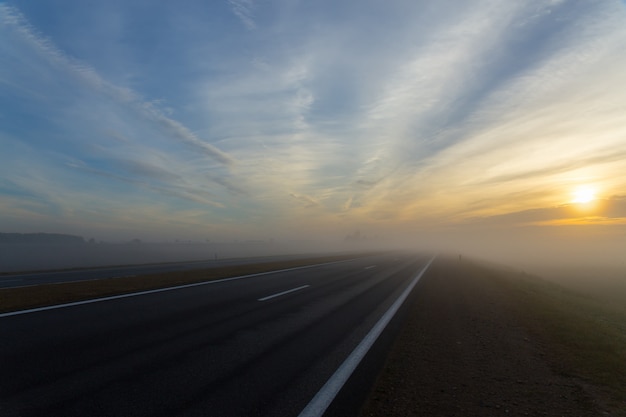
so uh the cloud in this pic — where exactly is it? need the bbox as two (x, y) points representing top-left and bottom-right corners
(289, 193), (319, 208)
(3, 1), (626, 242)
(346, 1), (626, 223)
(355, 179), (381, 189)
(228, 0), (256, 30)
(139, 102), (235, 166)
(216, 0), (626, 234)
(0, 4), (234, 167)
(147, 186), (225, 209)
(114, 159), (181, 182)
(466, 196), (626, 228)
(65, 160), (225, 208)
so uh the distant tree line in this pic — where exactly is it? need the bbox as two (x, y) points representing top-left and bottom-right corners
(0, 233), (85, 244)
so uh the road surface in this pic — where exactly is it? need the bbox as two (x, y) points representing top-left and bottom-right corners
(0, 253), (432, 417)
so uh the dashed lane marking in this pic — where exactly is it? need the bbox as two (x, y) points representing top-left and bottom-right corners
(258, 285), (310, 302)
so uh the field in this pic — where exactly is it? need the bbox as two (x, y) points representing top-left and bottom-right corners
(362, 256), (626, 416)
(508, 266), (626, 413)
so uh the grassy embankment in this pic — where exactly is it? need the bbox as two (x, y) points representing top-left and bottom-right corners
(0, 253), (365, 314)
(472, 260), (626, 414)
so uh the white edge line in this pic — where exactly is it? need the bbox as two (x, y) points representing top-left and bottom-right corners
(0, 259), (355, 318)
(258, 285), (310, 302)
(297, 256), (436, 417)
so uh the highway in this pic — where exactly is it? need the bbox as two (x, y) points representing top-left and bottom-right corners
(0, 254), (317, 289)
(0, 253), (433, 417)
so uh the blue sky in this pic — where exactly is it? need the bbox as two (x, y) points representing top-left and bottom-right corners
(2, 0), (626, 243)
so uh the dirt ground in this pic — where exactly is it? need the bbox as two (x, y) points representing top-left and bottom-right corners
(360, 256), (614, 417)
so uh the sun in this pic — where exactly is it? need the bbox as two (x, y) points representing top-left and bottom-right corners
(572, 186), (596, 204)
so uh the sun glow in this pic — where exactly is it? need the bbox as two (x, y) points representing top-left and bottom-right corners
(572, 186), (596, 204)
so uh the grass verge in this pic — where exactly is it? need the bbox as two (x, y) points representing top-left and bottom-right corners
(472, 260), (626, 415)
(0, 254), (365, 314)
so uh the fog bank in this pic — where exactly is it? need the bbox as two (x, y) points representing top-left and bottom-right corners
(0, 239), (352, 273)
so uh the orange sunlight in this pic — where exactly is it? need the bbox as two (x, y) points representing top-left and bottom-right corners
(572, 186), (597, 205)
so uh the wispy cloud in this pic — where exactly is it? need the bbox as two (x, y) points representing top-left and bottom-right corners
(0, 4), (233, 167)
(139, 102), (235, 166)
(289, 193), (319, 208)
(228, 0), (256, 30)
(2, 0), (626, 242)
(468, 196), (626, 227)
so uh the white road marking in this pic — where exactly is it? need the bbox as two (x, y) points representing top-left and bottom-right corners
(364, 265), (376, 270)
(297, 256), (436, 417)
(258, 285), (310, 302)
(0, 259), (352, 318)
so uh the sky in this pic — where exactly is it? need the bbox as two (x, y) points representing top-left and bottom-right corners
(1, 0), (626, 260)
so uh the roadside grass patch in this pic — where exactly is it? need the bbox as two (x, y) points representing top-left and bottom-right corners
(470, 260), (626, 414)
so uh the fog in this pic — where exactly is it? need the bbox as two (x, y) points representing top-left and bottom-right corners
(401, 224), (626, 301)
(0, 236), (357, 273)
(2, 227), (624, 299)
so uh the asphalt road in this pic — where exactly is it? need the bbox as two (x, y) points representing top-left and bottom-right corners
(0, 254), (317, 289)
(0, 253), (432, 417)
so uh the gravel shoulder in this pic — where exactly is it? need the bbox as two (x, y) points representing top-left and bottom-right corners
(360, 256), (624, 417)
